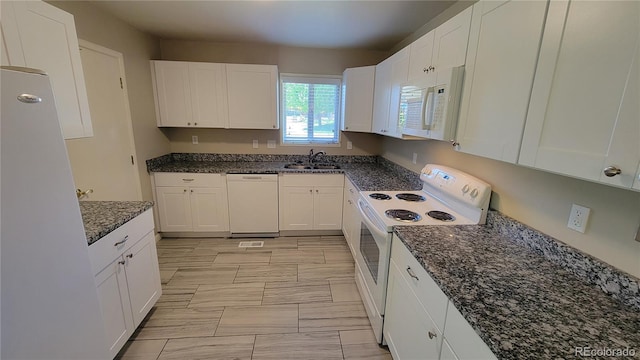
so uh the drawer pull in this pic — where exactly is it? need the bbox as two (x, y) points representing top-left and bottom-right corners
(118, 260), (125, 265)
(182, 178), (195, 182)
(349, 188), (354, 194)
(428, 331), (437, 339)
(114, 235), (129, 247)
(126, 253), (133, 259)
(406, 266), (419, 281)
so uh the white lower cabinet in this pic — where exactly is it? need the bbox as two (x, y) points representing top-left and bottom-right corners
(279, 174), (344, 231)
(153, 173), (229, 233)
(88, 209), (161, 359)
(385, 257), (443, 360)
(341, 177), (360, 257)
(385, 235), (496, 360)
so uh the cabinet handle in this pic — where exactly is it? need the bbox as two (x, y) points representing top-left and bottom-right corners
(184, 189), (187, 193)
(428, 66), (435, 72)
(114, 235), (129, 247)
(126, 253), (133, 259)
(349, 188), (354, 194)
(190, 189), (194, 193)
(406, 266), (419, 281)
(428, 331), (437, 339)
(423, 67), (428, 73)
(182, 178), (195, 182)
(603, 166), (622, 177)
(272, 125), (276, 128)
(450, 139), (460, 147)
(348, 200), (352, 205)
(187, 122), (191, 126)
(118, 260), (126, 265)
(309, 189), (313, 193)
(194, 122), (198, 126)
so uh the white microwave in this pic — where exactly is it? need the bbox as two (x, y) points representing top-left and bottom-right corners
(399, 66), (464, 140)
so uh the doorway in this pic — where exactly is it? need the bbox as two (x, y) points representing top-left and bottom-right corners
(65, 40), (142, 200)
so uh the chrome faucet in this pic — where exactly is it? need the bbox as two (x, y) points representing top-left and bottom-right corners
(309, 149), (326, 164)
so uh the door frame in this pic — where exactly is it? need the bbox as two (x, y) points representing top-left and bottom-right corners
(78, 39), (142, 200)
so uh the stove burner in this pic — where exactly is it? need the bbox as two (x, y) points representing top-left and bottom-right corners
(369, 193), (392, 200)
(427, 210), (455, 222)
(385, 209), (422, 222)
(395, 193), (426, 202)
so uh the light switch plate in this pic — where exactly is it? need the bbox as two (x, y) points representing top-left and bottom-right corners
(192, 136), (198, 144)
(267, 140), (276, 149)
(252, 140), (259, 149)
(412, 153), (418, 164)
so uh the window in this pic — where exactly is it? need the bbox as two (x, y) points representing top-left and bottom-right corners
(281, 75), (342, 144)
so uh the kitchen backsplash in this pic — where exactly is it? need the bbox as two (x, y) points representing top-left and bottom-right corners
(486, 211), (640, 310)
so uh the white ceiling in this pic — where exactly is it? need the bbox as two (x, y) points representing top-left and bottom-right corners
(90, 0), (457, 50)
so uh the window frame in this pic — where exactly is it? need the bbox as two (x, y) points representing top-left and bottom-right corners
(279, 73), (343, 146)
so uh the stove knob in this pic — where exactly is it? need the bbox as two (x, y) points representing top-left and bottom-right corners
(462, 184), (470, 193)
(470, 188), (479, 198)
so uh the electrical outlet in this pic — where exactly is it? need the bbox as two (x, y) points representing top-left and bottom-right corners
(267, 140), (276, 149)
(567, 204), (590, 233)
(347, 141), (353, 150)
(412, 153), (418, 164)
(252, 140), (259, 149)
(191, 135), (198, 144)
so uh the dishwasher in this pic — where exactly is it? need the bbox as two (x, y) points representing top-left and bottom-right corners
(226, 174), (279, 236)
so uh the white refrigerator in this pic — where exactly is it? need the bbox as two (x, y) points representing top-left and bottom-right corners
(1, 67), (108, 359)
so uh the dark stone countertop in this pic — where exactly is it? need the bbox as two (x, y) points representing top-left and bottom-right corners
(393, 225), (640, 360)
(80, 201), (153, 246)
(146, 155), (423, 192)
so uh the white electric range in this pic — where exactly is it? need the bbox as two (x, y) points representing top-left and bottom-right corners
(353, 164), (492, 343)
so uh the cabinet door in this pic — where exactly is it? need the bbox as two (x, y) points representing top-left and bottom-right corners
(227, 64), (278, 129)
(155, 186), (192, 232)
(124, 232), (162, 327)
(189, 62), (228, 128)
(279, 187), (314, 230)
(153, 61), (193, 127)
(190, 187), (230, 232)
(342, 66), (375, 133)
(372, 58), (393, 135)
(432, 6), (472, 70)
(443, 302), (497, 360)
(407, 31), (435, 81)
(313, 187), (344, 230)
(4, 1), (93, 139)
(387, 46), (411, 138)
(455, 1), (547, 163)
(342, 185), (358, 256)
(519, 1), (640, 188)
(384, 258), (443, 360)
(95, 259), (134, 359)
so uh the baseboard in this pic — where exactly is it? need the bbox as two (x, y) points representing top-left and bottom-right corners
(278, 230), (344, 237)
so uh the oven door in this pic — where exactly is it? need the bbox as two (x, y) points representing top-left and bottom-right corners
(355, 198), (392, 343)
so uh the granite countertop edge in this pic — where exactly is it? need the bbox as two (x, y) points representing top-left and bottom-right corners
(80, 201), (154, 246)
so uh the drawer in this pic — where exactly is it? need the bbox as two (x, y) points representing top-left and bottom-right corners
(391, 235), (449, 330)
(280, 173), (344, 187)
(344, 177), (358, 201)
(154, 172), (225, 187)
(88, 209), (155, 275)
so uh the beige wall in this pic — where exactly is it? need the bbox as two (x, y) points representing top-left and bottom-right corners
(48, 1), (170, 201)
(382, 139), (640, 277)
(159, 39), (387, 155)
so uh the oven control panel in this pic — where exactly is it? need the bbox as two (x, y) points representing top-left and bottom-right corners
(420, 164), (491, 209)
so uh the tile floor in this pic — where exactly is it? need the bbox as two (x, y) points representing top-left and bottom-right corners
(116, 236), (392, 360)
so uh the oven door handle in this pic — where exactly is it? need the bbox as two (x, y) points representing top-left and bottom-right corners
(357, 199), (389, 239)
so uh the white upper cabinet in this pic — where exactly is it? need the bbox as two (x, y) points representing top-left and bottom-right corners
(341, 66), (375, 133)
(226, 64), (278, 129)
(408, 7), (472, 82)
(519, 1), (640, 189)
(373, 47), (412, 138)
(454, 0), (548, 163)
(152, 61), (228, 128)
(1, 1), (93, 139)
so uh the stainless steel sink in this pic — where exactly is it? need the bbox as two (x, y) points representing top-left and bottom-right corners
(313, 163), (341, 169)
(284, 163), (312, 169)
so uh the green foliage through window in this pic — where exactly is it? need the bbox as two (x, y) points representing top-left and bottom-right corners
(281, 75), (341, 144)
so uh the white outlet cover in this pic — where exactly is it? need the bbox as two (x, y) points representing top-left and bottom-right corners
(192, 135), (198, 144)
(267, 140), (276, 149)
(252, 140), (259, 149)
(347, 141), (353, 150)
(412, 153), (418, 164)
(567, 204), (590, 233)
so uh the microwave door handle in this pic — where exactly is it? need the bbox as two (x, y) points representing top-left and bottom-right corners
(423, 88), (435, 130)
